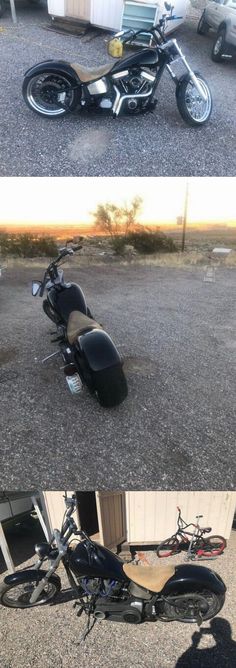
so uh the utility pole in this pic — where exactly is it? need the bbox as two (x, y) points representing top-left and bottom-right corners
(181, 181), (189, 252)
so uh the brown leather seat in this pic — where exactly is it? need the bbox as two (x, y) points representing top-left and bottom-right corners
(70, 62), (113, 83)
(123, 563), (175, 593)
(67, 310), (102, 344)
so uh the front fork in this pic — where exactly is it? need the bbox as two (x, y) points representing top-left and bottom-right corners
(165, 41), (208, 102)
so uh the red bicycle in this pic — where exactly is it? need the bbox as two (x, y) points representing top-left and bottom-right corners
(157, 507), (226, 560)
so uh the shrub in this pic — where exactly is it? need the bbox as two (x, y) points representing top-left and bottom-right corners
(112, 230), (177, 255)
(0, 233), (58, 258)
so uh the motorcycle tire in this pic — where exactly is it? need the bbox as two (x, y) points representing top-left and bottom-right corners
(93, 365), (128, 408)
(156, 537), (181, 558)
(195, 535), (226, 558)
(0, 573), (61, 609)
(22, 71), (81, 118)
(211, 29), (228, 63)
(161, 589), (225, 623)
(176, 73), (212, 127)
(197, 11), (210, 35)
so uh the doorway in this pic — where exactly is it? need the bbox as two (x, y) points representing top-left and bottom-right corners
(76, 492), (99, 538)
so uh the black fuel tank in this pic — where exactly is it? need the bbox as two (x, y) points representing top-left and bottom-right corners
(111, 48), (158, 74)
(48, 283), (87, 322)
(68, 541), (125, 581)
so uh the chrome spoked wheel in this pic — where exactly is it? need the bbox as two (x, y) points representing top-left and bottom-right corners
(176, 74), (212, 127)
(184, 79), (211, 123)
(0, 580), (58, 608)
(23, 72), (80, 117)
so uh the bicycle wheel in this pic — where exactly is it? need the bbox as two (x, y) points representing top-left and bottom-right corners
(195, 535), (226, 558)
(157, 536), (181, 558)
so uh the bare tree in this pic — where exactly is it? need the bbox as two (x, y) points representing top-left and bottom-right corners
(92, 196), (143, 238)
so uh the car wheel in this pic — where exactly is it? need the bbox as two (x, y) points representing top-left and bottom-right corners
(211, 28), (228, 62)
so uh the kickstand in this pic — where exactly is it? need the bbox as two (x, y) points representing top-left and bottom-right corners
(78, 613), (96, 644)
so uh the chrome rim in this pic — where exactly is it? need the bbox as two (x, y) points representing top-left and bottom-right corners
(185, 78), (211, 123)
(3, 581), (57, 606)
(26, 73), (75, 116)
(214, 35), (223, 55)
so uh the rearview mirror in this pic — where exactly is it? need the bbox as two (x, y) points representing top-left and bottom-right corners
(164, 2), (171, 10)
(32, 280), (42, 296)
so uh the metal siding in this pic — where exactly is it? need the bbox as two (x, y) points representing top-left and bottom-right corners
(91, 0), (124, 30)
(125, 492), (236, 542)
(48, 0), (65, 16)
(65, 0), (91, 19)
(41, 491), (75, 537)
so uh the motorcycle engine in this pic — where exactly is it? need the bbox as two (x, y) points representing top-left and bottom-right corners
(114, 67), (155, 113)
(79, 578), (158, 623)
(93, 596), (143, 623)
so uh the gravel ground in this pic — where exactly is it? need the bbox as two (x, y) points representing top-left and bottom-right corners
(0, 530), (235, 668)
(0, 3), (235, 176)
(1, 261), (236, 490)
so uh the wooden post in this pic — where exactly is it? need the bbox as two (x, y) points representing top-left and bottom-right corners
(0, 522), (15, 573)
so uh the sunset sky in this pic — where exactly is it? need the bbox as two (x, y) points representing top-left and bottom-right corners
(0, 177), (235, 227)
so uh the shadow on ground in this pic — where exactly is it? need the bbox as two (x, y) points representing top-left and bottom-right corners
(175, 619), (236, 668)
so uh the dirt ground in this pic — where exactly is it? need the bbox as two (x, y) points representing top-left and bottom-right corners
(0, 530), (236, 668)
(0, 260), (236, 490)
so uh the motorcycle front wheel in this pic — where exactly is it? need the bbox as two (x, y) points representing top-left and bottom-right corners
(0, 574), (61, 608)
(161, 589), (225, 623)
(93, 365), (128, 408)
(22, 71), (81, 118)
(176, 73), (212, 126)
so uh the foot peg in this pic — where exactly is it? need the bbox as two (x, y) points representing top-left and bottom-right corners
(42, 350), (61, 364)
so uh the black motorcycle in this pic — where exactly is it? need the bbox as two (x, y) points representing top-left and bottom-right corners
(0, 496), (226, 641)
(31, 242), (128, 408)
(22, 4), (212, 127)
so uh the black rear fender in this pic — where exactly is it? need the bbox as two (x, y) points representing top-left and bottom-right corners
(24, 60), (81, 84)
(79, 329), (121, 372)
(4, 569), (61, 588)
(163, 564), (226, 597)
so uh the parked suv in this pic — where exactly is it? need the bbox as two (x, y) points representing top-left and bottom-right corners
(197, 0), (236, 62)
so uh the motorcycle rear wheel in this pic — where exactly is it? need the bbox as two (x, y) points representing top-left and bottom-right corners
(161, 590), (225, 623)
(22, 71), (81, 118)
(93, 365), (128, 408)
(176, 73), (212, 126)
(0, 574), (60, 608)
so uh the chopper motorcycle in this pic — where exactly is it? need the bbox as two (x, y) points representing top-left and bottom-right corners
(22, 4), (212, 127)
(0, 496), (226, 641)
(31, 242), (128, 408)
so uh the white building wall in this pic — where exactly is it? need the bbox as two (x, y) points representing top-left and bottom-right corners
(125, 491), (236, 542)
